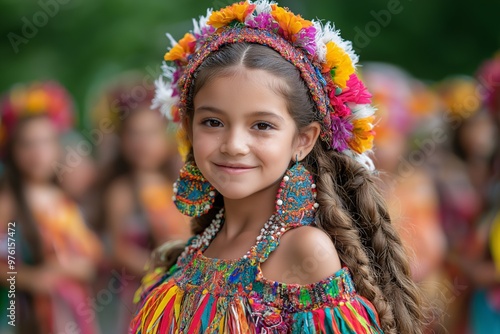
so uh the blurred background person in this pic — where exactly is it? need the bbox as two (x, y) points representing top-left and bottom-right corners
(433, 75), (498, 333)
(0, 82), (102, 334)
(461, 53), (500, 334)
(362, 62), (447, 332)
(91, 73), (191, 333)
(58, 129), (100, 227)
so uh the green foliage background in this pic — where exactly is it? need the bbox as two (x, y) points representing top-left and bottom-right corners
(1, 0), (499, 128)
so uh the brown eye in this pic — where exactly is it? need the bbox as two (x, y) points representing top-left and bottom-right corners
(203, 119), (223, 127)
(253, 122), (273, 130)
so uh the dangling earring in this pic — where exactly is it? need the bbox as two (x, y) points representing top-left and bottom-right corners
(275, 154), (319, 226)
(173, 161), (216, 217)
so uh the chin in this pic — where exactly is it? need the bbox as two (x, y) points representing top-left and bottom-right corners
(215, 186), (258, 201)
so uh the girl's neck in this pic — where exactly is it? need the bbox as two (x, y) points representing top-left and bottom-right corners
(220, 181), (280, 240)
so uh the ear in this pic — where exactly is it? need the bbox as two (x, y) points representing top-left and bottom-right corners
(294, 122), (321, 160)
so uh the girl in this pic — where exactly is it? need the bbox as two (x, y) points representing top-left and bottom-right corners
(96, 76), (191, 333)
(0, 82), (102, 334)
(131, 2), (424, 333)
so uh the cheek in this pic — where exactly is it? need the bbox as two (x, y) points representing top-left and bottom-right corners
(191, 130), (219, 160)
(16, 144), (59, 175)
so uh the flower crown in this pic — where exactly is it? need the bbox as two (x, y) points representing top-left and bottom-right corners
(153, 0), (376, 170)
(0, 81), (74, 153)
(476, 52), (500, 115)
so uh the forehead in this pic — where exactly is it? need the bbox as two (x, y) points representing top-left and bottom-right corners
(193, 67), (290, 117)
(17, 116), (56, 137)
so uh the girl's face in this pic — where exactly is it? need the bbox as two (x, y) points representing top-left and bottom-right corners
(192, 68), (300, 200)
(459, 111), (497, 160)
(121, 108), (170, 171)
(13, 116), (60, 182)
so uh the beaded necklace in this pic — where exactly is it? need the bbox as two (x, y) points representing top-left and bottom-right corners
(178, 208), (286, 262)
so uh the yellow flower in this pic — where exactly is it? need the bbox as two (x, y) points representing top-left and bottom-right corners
(349, 116), (375, 154)
(271, 4), (313, 41)
(164, 33), (197, 63)
(26, 89), (50, 114)
(176, 126), (191, 162)
(322, 41), (355, 89)
(207, 1), (256, 28)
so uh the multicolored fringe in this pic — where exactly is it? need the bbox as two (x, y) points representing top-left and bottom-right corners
(130, 267), (383, 333)
(290, 297), (382, 333)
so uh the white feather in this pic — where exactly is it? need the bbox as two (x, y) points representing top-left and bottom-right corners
(151, 77), (179, 121)
(345, 150), (375, 171)
(349, 103), (376, 120)
(166, 33), (177, 49)
(313, 20), (359, 66)
(160, 62), (176, 81)
(251, 0), (274, 14)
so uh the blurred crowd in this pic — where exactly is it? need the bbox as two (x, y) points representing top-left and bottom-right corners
(0, 52), (499, 334)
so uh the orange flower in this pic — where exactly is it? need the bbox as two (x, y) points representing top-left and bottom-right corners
(271, 4), (313, 41)
(322, 41), (355, 89)
(349, 116), (375, 154)
(164, 33), (197, 63)
(207, 1), (256, 28)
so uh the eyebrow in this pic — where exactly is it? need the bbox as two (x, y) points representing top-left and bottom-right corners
(195, 106), (286, 123)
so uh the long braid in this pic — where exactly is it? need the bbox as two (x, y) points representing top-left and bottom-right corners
(310, 146), (424, 333)
(312, 148), (397, 333)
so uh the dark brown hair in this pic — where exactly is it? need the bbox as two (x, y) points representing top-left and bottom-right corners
(1, 114), (52, 265)
(163, 43), (425, 333)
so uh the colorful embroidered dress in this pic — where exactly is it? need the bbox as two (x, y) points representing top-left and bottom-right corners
(131, 214), (383, 333)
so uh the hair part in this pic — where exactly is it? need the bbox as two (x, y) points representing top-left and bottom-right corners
(162, 42), (426, 333)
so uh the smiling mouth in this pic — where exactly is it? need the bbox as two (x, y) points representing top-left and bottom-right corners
(213, 163), (257, 173)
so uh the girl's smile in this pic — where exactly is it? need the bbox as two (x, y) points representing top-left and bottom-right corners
(212, 162), (258, 175)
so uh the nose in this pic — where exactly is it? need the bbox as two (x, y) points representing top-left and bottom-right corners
(219, 127), (250, 156)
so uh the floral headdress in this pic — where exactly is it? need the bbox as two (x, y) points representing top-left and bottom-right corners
(153, 0), (376, 170)
(89, 71), (157, 132)
(476, 52), (500, 115)
(0, 81), (74, 154)
(436, 76), (482, 119)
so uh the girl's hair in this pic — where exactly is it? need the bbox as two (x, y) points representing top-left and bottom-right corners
(162, 43), (425, 333)
(1, 114), (50, 266)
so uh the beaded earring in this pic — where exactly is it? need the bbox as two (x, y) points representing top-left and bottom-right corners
(173, 161), (216, 217)
(275, 158), (319, 226)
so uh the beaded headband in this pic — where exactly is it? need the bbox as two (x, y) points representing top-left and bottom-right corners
(153, 0), (376, 170)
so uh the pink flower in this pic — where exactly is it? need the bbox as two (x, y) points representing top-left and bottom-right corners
(295, 26), (317, 55)
(246, 13), (279, 32)
(329, 91), (351, 118)
(341, 74), (372, 105)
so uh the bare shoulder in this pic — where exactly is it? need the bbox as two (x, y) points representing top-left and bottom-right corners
(261, 225), (342, 285)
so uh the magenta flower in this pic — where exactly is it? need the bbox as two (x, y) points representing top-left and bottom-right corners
(330, 116), (353, 152)
(329, 91), (351, 118)
(341, 74), (372, 105)
(246, 13), (279, 32)
(295, 26), (316, 55)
